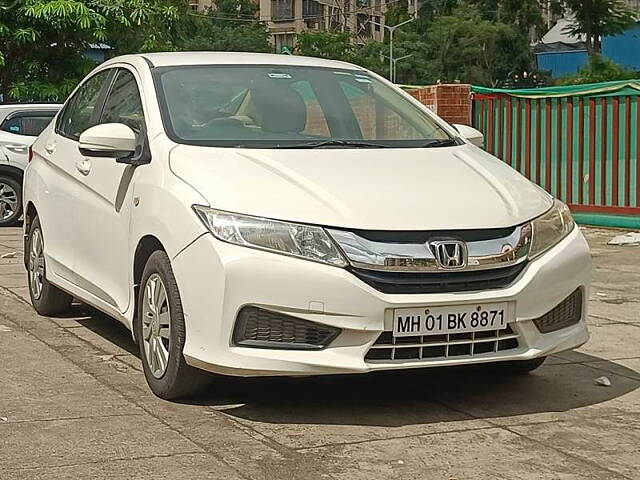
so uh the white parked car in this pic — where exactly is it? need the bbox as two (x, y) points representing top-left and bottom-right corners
(0, 104), (61, 226)
(24, 53), (590, 399)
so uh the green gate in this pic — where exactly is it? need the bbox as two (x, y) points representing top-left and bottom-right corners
(472, 81), (640, 228)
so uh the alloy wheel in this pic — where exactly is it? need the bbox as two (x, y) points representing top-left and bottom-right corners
(0, 181), (18, 221)
(29, 228), (45, 300)
(142, 273), (171, 378)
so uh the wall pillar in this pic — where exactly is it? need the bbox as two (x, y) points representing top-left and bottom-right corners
(408, 84), (472, 125)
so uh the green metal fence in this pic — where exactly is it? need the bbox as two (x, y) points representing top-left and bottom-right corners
(471, 81), (640, 228)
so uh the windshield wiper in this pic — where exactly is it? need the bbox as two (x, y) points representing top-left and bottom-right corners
(237, 139), (391, 149)
(419, 138), (460, 148)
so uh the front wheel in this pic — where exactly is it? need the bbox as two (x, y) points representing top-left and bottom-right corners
(0, 176), (22, 227)
(135, 250), (211, 400)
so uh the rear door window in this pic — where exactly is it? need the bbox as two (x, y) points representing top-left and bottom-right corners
(0, 112), (57, 137)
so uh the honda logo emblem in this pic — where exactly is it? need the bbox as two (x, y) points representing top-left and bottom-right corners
(429, 240), (467, 270)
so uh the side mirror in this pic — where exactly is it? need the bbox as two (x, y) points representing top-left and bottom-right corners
(78, 123), (136, 159)
(452, 124), (484, 149)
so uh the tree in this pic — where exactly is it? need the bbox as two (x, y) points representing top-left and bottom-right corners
(559, 0), (636, 55)
(558, 54), (638, 84)
(295, 31), (355, 62)
(419, 3), (533, 86)
(0, 0), (271, 102)
(170, 0), (270, 53)
(0, 0), (180, 101)
(470, 0), (546, 34)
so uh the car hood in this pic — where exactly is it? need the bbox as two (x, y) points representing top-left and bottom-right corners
(169, 143), (552, 230)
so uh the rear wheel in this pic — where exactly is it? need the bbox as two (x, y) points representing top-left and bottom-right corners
(0, 176), (22, 227)
(27, 216), (73, 315)
(135, 250), (211, 400)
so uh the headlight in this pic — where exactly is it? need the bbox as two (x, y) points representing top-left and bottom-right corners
(193, 206), (348, 267)
(529, 199), (575, 259)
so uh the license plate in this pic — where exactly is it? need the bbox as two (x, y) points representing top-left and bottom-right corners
(393, 303), (509, 337)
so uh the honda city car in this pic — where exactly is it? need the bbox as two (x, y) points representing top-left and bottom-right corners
(24, 53), (590, 399)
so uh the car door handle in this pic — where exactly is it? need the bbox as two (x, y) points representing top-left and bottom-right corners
(75, 159), (91, 176)
(44, 143), (56, 155)
(2, 144), (28, 154)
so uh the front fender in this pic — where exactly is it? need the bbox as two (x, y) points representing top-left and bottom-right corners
(123, 171), (209, 324)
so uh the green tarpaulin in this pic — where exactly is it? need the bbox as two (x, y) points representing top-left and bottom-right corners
(471, 79), (640, 98)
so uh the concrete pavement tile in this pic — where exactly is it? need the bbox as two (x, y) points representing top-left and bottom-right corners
(112, 353), (143, 372)
(0, 227), (22, 237)
(0, 415), (202, 470)
(510, 415), (640, 479)
(81, 370), (334, 480)
(0, 273), (28, 287)
(577, 322), (640, 360)
(50, 318), (89, 328)
(587, 314), (619, 327)
(0, 327), (140, 422)
(430, 362), (640, 426)
(3, 453), (245, 480)
(64, 318), (135, 356)
(8, 286), (30, 302)
(546, 354), (572, 365)
(0, 263), (26, 275)
(589, 301), (640, 325)
(582, 358), (640, 381)
(302, 427), (624, 480)
(0, 243), (20, 256)
(0, 238), (25, 250)
(202, 372), (492, 450)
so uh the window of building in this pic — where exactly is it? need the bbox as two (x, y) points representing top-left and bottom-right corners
(271, 0), (294, 20)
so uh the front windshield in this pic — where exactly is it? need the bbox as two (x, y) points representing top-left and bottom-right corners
(154, 65), (453, 148)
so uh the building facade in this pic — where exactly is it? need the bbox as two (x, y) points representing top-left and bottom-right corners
(261, 0), (388, 52)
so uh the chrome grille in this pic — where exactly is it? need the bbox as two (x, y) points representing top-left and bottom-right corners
(365, 324), (520, 362)
(349, 263), (526, 294)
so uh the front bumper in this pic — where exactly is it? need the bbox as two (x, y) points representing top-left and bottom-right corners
(172, 227), (591, 377)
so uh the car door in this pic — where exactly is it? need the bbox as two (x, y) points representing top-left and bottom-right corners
(0, 110), (59, 170)
(37, 70), (114, 282)
(72, 67), (147, 314)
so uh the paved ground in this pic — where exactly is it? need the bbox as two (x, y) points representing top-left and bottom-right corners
(0, 226), (639, 480)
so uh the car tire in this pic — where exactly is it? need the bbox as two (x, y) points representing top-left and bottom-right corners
(0, 176), (23, 227)
(27, 216), (73, 315)
(135, 250), (211, 400)
(498, 356), (547, 375)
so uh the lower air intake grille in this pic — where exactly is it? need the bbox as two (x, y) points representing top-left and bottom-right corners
(365, 324), (520, 362)
(533, 289), (583, 334)
(233, 306), (340, 350)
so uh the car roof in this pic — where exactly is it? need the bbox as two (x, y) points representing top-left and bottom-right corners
(0, 104), (62, 112)
(106, 52), (366, 71)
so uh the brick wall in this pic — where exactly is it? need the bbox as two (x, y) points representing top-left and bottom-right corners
(408, 84), (472, 125)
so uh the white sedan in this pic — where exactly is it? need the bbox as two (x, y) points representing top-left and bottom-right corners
(0, 104), (61, 226)
(24, 53), (590, 399)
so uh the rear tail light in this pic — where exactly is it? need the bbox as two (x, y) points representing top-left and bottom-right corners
(28, 146), (33, 163)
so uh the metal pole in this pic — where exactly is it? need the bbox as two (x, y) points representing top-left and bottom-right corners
(389, 28), (394, 83)
(392, 54), (412, 84)
(370, 17), (415, 82)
